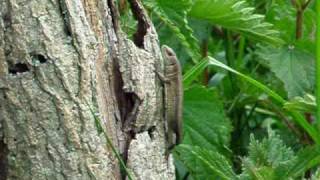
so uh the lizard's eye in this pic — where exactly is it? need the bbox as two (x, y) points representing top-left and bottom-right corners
(165, 49), (175, 57)
(167, 51), (174, 56)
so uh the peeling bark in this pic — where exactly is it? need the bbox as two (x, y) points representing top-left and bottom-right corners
(0, 0), (174, 179)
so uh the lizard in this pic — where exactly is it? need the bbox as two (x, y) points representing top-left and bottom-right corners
(156, 45), (183, 150)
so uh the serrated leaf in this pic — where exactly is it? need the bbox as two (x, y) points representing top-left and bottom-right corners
(242, 160), (276, 180)
(282, 146), (320, 178)
(143, 0), (201, 63)
(257, 45), (315, 98)
(241, 133), (296, 180)
(207, 56), (320, 144)
(265, 3), (315, 42)
(247, 133), (295, 167)
(175, 145), (238, 180)
(183, 86), (232, 155)
(189, 0), (284, 45)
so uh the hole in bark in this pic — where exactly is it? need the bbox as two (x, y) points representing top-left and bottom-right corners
(147, 126), (156, 139)
(113, 60), (127, 123)
(0, 139), (8, 180)
(3, 12), (11, 29)
(8, 63), (29, 74)
(63, 24), (72, 37)
(128, 0), (149, 48)
(4, 49), (11, 56)
(124, 92), (136, 119)
(113, 57), (141, 128)
(31, 54), (47, 64)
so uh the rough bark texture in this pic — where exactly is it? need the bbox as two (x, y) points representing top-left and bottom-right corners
(0, 0), (174, 179)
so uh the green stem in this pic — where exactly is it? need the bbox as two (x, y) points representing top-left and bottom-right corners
(226, 30), (235, 67)
(316, 0), (320, 132)
(201, 39), (209, 85)
(236, 36), (246, 70)
(225, 30), (236, 96)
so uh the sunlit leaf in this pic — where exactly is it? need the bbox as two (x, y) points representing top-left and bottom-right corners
(257, 45), (315, 98)
(143, 0), (201, 63)
(207, 56), (320, 144)
(183, 86), (232, 156)
(284, 94), (316, 113)
(175, 145), (237, 180)
(189, 0), (284, 45)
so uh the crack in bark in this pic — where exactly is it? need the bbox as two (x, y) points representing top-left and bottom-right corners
(57, 0), (86, 98)
(111, 50), (140, 178)
(58, 0), (72, 37)
(128, 0), (149, 48)
(0, 138), (8, 180)
(106, 0), (120, 33)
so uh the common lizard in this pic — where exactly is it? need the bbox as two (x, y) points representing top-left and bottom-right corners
(157, 45), (183, 150)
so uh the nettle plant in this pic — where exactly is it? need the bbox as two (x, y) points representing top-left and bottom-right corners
(119, 0), (320, 179)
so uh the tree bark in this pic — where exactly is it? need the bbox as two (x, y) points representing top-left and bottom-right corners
(0, 0), (174, 179)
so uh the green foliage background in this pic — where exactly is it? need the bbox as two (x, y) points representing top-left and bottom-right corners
(119, 0), (320, 179)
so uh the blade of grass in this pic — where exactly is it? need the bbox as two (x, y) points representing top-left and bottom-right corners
(207, 56), (320, 144)
(316, 0), (320, 132)
(85, 101), (134, 180)
(183, 58), (209, 88)
(208, 56), (285, 104)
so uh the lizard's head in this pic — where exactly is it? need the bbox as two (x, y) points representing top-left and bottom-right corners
(161, 45), (177, 65)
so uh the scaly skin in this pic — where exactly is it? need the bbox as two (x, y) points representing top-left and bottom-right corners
(161, 45), (183, 148)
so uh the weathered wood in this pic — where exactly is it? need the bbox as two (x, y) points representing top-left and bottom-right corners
(0, 0), (174, 179)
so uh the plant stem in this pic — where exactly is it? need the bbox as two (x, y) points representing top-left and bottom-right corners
(293, 0), (312, 39)
(236, 36), (246, 70)
(225, 30), (236, 96)
(201, 39), (209, 85)
(316, 0), (320, 132)
(226, 31), (235, 67)
(296, 9), (303, 39)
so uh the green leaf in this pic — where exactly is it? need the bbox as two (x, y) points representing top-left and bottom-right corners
(283, 146), (320, 178)
(265, 3), (316, 42)
(143, 0), (201, 63)
(242, 161), (276, 180)
(283, 94), (317, 113)
(207, 56), (320, 145)
(241, 133), (320, 179)
(311, 168), (320, 180)
(183, 86), (232, 155)
(257, 45), (315, 98)
(246, 133), (295, 167)
(189, 0), (284, 45)
(207, 56), (286, 104)
(241, 133), (296, 180)
(175, 145), (238, 180)
(183, 58), (209, 88)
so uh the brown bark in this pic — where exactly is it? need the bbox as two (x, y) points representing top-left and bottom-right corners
(0, 0), (173, 179)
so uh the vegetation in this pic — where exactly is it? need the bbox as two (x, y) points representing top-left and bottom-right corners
(119, 0), (320, 179)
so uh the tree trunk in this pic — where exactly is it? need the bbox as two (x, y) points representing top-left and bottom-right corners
(0, 0), (174, 179)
